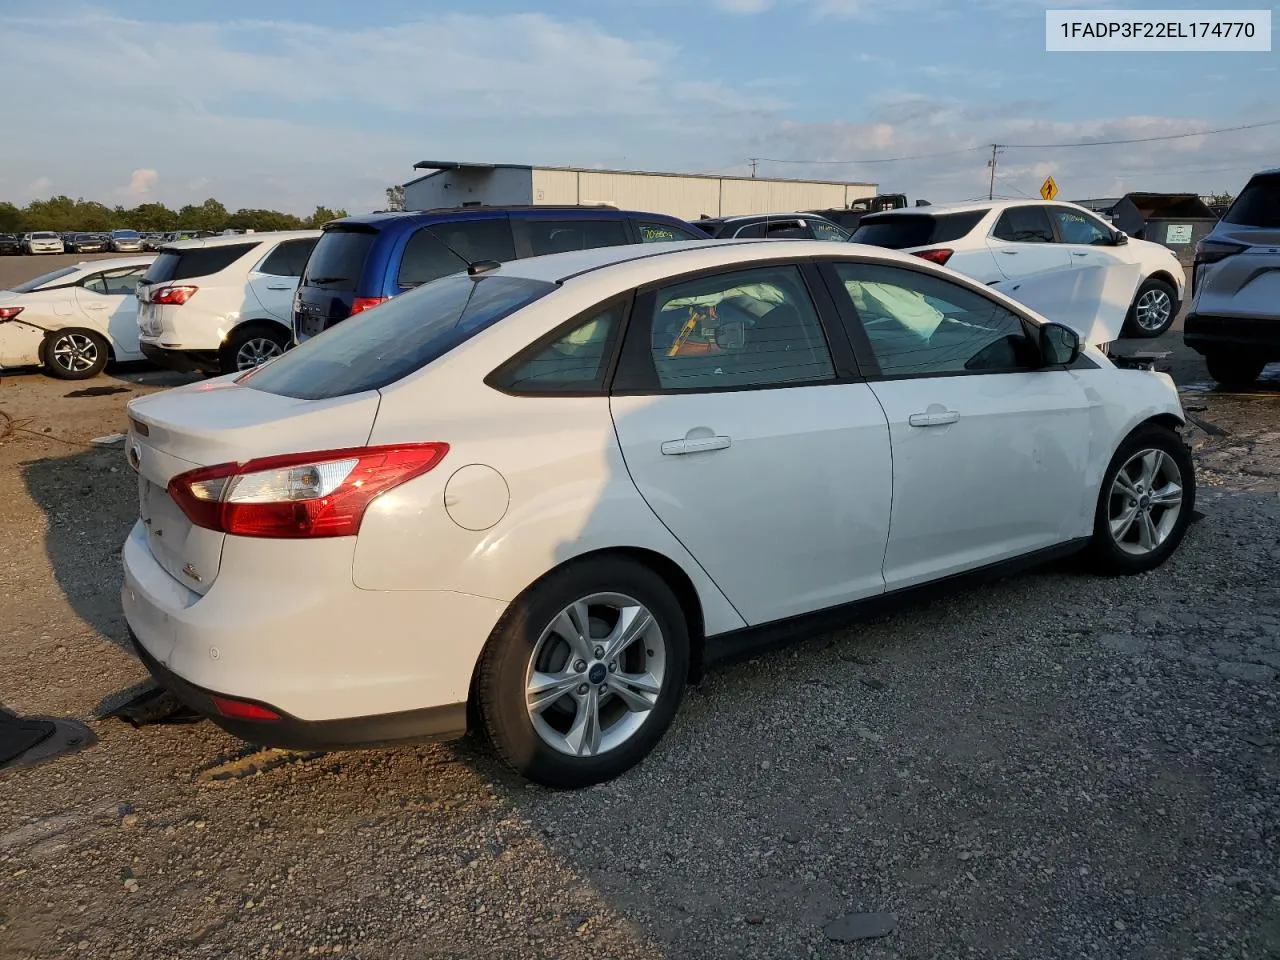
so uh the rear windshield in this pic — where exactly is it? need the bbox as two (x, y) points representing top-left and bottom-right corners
(241, 274), (556, 400)
(142, 243), (259, 284)
(301, 230), (376, 291)
(1224, 174), (1280, 228)
(852, 210), (987, 249)
(11, 266), (79, 293)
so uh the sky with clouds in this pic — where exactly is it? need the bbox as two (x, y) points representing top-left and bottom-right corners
(1, 0), (1277, 214)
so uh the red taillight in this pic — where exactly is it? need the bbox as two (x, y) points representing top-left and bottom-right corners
(349, 296), (387, 317)
(152, 285), (198, 306)
(210, 695), (282, 722)
(0, 306), (23, 321)
(167, 443), (450, 539)
(913, 248), (953, 265)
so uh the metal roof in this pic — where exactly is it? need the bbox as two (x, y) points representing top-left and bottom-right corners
(409, 160), (875, 188)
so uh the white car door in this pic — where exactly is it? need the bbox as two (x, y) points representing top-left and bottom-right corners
(74, 266), (149, 359)
(609, 263), (893, 625)
(985, 205), (1073, 282)
(826, 260), (1094, 591)
(247, 237), (319, 322)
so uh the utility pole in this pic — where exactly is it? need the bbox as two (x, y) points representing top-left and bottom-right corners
(749, 158), (758, 178)
(987, 144), (1002, 200)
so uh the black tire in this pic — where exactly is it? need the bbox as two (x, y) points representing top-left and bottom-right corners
(219, 323), (289, 375)
(1205, 353), (1265, 391)
(1088, 424), (1195, 575)
(41, 329), (109, 380)
(477, 555), (690, 788)
(1124, 277), (1178, 338)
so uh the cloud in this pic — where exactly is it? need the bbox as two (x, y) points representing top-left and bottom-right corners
(122, 168), (158, 199)
(713, 0), (772, 12)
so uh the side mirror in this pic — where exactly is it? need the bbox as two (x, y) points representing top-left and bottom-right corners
(1112, 230), (1128, 245)
(1039, 322), (1081, 366)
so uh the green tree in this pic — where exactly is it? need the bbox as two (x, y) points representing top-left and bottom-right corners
(305, 205), (347, 228)
(0, 201), (26, 232)
(24, 195), (80, 231)
(128, 202), (179, 231)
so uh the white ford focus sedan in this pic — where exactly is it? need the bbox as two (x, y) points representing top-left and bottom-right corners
(121, 240), (1195, 788)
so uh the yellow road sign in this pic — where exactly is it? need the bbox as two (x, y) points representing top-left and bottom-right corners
(1040, 176), (1059, 201)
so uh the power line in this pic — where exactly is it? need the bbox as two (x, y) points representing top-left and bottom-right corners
(1001, 117), (1280, 150)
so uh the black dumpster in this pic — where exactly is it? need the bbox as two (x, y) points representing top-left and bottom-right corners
(1072, 193), (1219, 264)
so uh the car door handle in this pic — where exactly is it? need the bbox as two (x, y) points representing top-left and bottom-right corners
(1071, 251), (1089, 257)
(1000, 250), (1018, 255)
(908, 410), (959, 427)
(265, 283), (293, 290)
(661, 435), (732, 455)
(84, 302), (108, 310)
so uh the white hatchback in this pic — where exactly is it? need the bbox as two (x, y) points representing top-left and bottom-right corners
(851, 200), (1187, 338)
(0, 256), (154, 378)
(136, 231), (320, 376)
(122, 240), (1195, 787)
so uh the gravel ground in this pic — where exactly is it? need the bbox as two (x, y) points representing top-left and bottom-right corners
(1, 255), (1278, 958)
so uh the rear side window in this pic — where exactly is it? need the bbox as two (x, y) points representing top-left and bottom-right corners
(810, 220), (850, 241)
(636, 220), (703, 242)
(992, 206), (1054, 243)
(398, 230), (468, 288)
(490, 301), (625, 394)
(303, 231), (375, 291)
(241, 274), (556, 400)
(257, 238), (319, 278)
(143, 243), (259, 284)
(522, 219), (629, 256)
(1224, 173), (1280, 228)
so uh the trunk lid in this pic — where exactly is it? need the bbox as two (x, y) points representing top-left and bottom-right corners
(294, 227), (377, 341)
(126, 377), (381, 592)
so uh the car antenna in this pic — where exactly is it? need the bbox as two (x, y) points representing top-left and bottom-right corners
(467, 260), (501, 278)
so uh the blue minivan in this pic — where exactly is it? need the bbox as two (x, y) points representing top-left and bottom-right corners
(293, 205), (709, 342)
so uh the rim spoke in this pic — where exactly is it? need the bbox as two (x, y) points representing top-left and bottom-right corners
(1151, 481), (1182, 507)
(602, 605), (653, 662)
(527, 670), (582, 714)
(564, 687), (602, 756)
(1111, 505), (1139, 541)
(1137, 510), (1159, 550)
(551, 602), (595, 662)
(1113, 471), (1140, 497)
(1139, 450), (1163, 487)
(607, 672), (660, 713)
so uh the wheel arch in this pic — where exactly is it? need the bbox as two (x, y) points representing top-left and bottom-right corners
(220, 316), (290, 346)
(1144, 269), (1181, 293)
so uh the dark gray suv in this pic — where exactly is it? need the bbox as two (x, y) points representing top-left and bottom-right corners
(1185, 170), (1280, 388)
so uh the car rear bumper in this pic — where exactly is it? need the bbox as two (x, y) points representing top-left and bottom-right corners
(120, 520), (504, 747)
(139, 341), (222, 374)
(1184, 313), (1280, 356)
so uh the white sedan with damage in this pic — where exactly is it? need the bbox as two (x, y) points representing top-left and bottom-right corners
(121, 240), (1195, 788)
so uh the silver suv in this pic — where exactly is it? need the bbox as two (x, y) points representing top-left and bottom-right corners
(1185, 169), (1280, 388)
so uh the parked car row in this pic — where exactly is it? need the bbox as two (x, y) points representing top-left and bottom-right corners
(0, 229), (217, 255)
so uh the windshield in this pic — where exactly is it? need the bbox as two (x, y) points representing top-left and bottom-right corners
(301, 230), (376, 290)
(11, 266), (79, 293)
(31, 232), (57, 240)
(112, 230), (139, 239)
(1224, 174), (1280, 228)
(242, 273), (557, 400)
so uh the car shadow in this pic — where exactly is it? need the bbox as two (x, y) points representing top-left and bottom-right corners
(20, 443), (137, 653)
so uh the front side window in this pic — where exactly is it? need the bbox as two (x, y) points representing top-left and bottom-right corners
(1050, 207), (1112, 245)
(492, 302), (625, 393)
(832, 262), (1038, 377)
(992, 206), (1054, 243)
(639, 265), (835, 391)
(241, 274), (555, 400)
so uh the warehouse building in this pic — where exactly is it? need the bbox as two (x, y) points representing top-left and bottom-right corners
(402, 160), (877, 221)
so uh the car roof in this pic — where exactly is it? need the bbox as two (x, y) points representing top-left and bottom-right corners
(862, 198), (1107, 219)
(330, 206), (689, 229)
(160, 229), (321, 251)
(493, 237), (925, 285)
(714, 212), (836, 224)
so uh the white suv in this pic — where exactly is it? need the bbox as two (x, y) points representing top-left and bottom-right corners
(851, 200), (1187, 338)
(136, 231), (320, 375)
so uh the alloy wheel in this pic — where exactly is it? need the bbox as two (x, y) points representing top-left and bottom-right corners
(525, 592), (667, 758)
(1134, 288), (1172, 333)
(51, 333), (100, 374)
(234, 337), (283, 371)
(1108, 448), (1184, 555)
